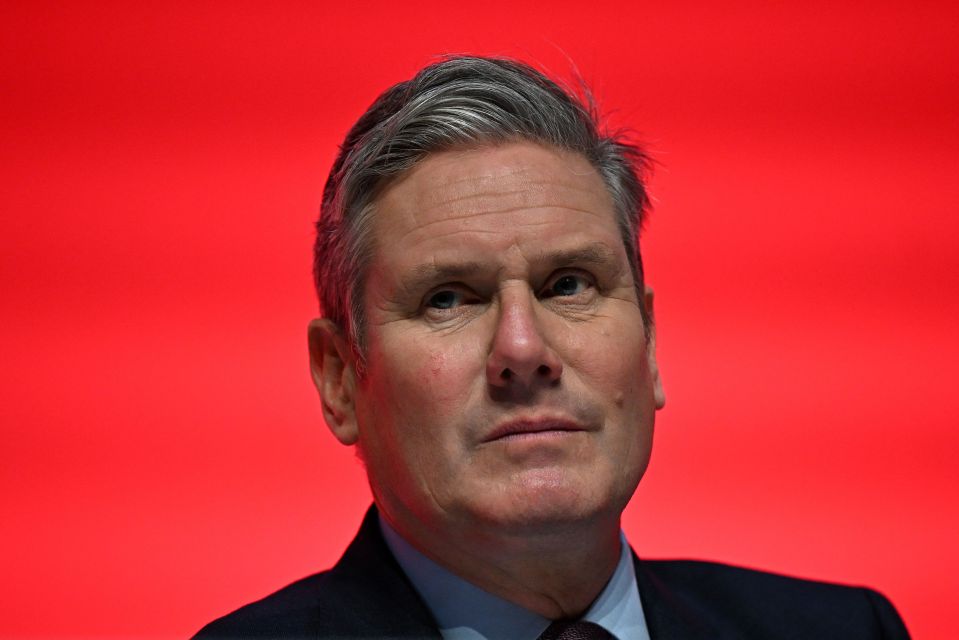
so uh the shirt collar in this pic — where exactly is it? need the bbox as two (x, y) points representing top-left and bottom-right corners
(379, 515), (650, 640)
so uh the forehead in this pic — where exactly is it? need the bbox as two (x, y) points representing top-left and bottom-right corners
(368, 142), (622, 264)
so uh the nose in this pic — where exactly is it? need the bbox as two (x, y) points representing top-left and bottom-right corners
(486, 287), (563, 389)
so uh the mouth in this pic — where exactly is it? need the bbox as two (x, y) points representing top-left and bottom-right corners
(482, 417), (588, 443)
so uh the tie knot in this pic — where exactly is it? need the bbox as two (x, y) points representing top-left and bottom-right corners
(537, 619), (615, 640)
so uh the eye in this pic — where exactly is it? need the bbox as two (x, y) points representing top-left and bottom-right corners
(543, 273), (592, 298)
(425, 289), (464, 310)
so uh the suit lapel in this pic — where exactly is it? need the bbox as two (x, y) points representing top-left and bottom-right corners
(633, 553), (727, 640)
(326, 506), (443, 638)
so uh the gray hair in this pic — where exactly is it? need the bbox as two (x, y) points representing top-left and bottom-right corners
(314, 56), (653, 368)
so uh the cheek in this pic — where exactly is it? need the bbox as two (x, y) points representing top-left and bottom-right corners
(423, 348), (466, 399)
(379, 338), (483, 424)
(419, 348), (455, 393)
(564, 320), (649, 402)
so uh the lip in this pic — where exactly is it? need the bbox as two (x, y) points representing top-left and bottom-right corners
(482, 416), (588, 443)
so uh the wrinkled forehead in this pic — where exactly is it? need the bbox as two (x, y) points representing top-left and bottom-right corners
(368, 143), (618, 250)
(356, 142), (633, 309)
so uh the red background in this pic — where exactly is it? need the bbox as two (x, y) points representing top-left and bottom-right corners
(2, 1), (957, 637)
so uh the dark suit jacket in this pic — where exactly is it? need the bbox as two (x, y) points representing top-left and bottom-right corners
(194, 507), (910, 639)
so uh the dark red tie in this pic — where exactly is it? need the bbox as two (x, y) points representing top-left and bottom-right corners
(536, 620), (615, 640)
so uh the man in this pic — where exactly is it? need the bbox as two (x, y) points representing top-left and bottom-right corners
(195, 56), (909, 639)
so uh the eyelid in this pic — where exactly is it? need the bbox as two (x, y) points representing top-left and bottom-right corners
(539, 269), (596, 297)
(421, 283), (476, 310)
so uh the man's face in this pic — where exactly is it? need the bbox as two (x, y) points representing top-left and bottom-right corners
(343, 142), (664, 539)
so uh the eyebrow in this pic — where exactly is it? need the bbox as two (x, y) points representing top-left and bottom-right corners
(528, 243), (620, 270)
(400, 261), (487, 295)
(398, 242), (621, 293)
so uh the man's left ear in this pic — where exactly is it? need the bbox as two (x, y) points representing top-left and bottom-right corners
(643, 286), (666, 410)
(307, 318), (360, 445)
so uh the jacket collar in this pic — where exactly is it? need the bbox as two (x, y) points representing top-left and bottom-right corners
(338, 505), (723, 640)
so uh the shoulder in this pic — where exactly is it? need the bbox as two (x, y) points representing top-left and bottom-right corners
(192, 507), (440, 639)
(191, 570), (346, 639)
(637, 558), (910, 639)
(192, 564), (439, 639)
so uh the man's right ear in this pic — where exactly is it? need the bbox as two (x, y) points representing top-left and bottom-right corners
(307, 318), (359, 446)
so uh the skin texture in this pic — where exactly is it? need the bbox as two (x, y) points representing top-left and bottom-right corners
(309, 141), (665, 618)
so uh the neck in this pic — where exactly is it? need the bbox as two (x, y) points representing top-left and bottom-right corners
(382, 508), (623, 619)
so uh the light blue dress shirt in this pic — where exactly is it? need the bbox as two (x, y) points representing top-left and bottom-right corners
(379, 516), (651, 640)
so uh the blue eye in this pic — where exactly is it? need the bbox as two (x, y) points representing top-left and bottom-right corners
(548, 274), (589, 297)
(427, 290), (462, 309)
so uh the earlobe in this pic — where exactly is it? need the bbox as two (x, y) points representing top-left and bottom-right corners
(643, 286), (667, 410)
(307, 318), (360, 445)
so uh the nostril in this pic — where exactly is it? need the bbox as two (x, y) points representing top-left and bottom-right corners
(537, 365), (550, 375)
(501, 369), (512, 380)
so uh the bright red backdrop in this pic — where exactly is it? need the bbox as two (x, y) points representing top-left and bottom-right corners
(2, 1), (957, 637)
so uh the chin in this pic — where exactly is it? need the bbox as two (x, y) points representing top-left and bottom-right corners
(461, 471), (631, 535)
